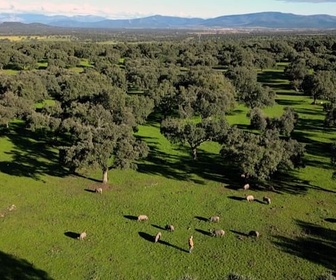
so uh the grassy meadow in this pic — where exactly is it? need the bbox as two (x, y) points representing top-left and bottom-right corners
(0, 66), (336, 280)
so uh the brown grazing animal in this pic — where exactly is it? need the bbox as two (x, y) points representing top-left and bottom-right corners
(243, 184), (250, 190)
(154, 232), (162, 243)
(165, 224), (175, 231)
(188, 236), (194, 253)
(209, 216), (220, 223)
(248, 230), (260, 238)
(211, 229), (225, 237)
(246, 195), (254, 202)
(95, 188), (103, 194)
(137, 215), (149, 221)
(78, 231), (87, 240)
(263, 196), (271, 204)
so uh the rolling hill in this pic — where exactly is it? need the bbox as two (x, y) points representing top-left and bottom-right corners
(0, 12), (336, 29)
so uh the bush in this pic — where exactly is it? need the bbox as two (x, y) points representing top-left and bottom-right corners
(248, 108), (267, 131)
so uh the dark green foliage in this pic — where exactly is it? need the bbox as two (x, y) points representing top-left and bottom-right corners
(302, 71), (336, 104)
(220, 128), (305, 181)
(284, 58), (308, 91)
(59, 102), (149, 182)
(325, 105), (336, 127)
(176, 67), (236, 117)
(277, 107), (299, 137)
(0, 91), (33, 127)
(248, 108), (267, 131)
(249, 107), (298, 137)
(161, 117), (229, 160)
(225, 66), (275, 108)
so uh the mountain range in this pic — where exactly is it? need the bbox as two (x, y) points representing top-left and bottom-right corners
(1, 12), (336, 29)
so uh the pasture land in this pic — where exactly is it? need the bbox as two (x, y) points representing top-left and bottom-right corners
(0, 67), (335, 280)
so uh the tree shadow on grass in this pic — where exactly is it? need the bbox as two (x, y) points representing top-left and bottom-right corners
(136, 137), (243, 187)
(136, 124), (333, 196)
(276, 99), (304, 106)
(0, 250), (53, 279)
(73, 172), (102, 183)
(271, 172), (336, 195)
(124, 215), (138, 221)
(292, 131), (333, 164)
(138, 232), (154, 242)
(195, 228), (212, 237)
(64, 231), (80, 239)
(257, 70), (287, 84)
(273, 220), (336, 271)
(0, 123), (67, 181)
(158, 240), (189, 253)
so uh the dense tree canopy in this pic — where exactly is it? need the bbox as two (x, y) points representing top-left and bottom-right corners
(3, 33), (336, 183)
(220, 128), (305, 181)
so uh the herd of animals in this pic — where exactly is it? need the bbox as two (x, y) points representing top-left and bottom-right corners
(77, 183), (271, 253)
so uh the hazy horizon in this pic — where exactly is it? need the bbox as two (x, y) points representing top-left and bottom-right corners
(1, 0), (336, 19)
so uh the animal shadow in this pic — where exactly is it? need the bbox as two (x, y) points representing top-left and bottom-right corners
(124, 215), (138, 221)
(138, 232), (154, 242)
(158, 240), (189, 253)
(227, 196), (245, 201)
(64, 231), (80, 239)
(254, 199), (265, 204)
(230, 230), (249, 237)
(151, 224), (166, 230)
(324, 218), (336, 223)
(84, 189), (96, 193)
(195, 228), (212, 237)
(194, 216), (209, 222)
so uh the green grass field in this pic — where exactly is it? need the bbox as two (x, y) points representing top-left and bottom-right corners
(0, 67), (335, 280)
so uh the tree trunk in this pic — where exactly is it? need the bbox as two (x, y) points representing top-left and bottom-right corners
(192, 147), (197, 160)
(102, 168), (108, 184)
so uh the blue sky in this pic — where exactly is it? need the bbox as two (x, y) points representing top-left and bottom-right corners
(1, 0), (336, 18)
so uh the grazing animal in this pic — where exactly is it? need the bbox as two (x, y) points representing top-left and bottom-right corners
(154, 232), (162, 243)
(246, 195), (254, 202)
(188, 236), (194, 253)
(137, 215), (148, 221)
(209, 216), (220, 223)
(263, 196), (271, 204)
(248, 230), (260, 238)
(8, 204), (16, 211)
(165, 224), (175, 231)
(243, 184), (250, 190)
(211, 229), (225, 237)
(78, 231), (87, 240)
(95, 188), (103, 194)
